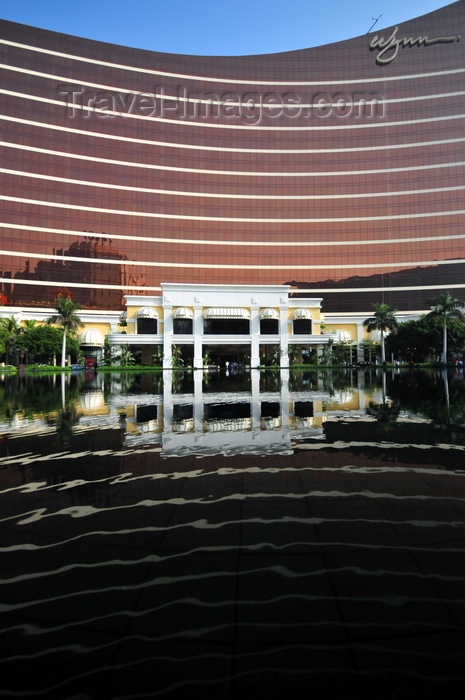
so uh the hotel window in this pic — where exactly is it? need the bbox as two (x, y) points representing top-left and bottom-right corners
(173, 307), (194, 334)
(291, 309), (312, 335)
(260, 308), (279, 335)
(136, 307), (158, 334)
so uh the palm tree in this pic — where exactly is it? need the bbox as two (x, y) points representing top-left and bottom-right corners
(363, 303), (398, 364)
(0, 315), (21, 364)
(16, 318), (37, 364)
(172, 344), (184, 367)
(22, 319), (37, 332)
(427, 293), (464, 363)
(359, 338), (378, 365)
(47, 296), (84, 367)
(118, 345), (136, 367)
(21, 319), (38, 364)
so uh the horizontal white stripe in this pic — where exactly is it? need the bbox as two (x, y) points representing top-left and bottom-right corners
(2, 88), (382, 131)
(2, 37), (464, 86)
(1, 195), (465, 223)
(0, 275), (148, 292)
(4, 62), (465, 111)
(3, 167), (464, 201)
(2, 248), (464, 272)
(1, 139), (463, 178)
(4, 88), (465, 131)
(2, 222), (464, 248)
(3, 115), (464, 155)
(1, 276), (463, 296)
(285, 283), (465, 293)
(1, 62), (387, 107)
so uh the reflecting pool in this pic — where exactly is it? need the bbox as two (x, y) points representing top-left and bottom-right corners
(1, 368), (465, 699)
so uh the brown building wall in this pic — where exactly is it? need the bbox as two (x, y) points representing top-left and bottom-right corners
(1, 1), (464, 312)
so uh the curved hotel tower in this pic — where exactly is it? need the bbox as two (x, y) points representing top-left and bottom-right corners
(0, 1), (464, 316)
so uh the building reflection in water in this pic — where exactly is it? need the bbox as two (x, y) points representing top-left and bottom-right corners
(0, 367), (408, 450)
(113, 369), (371, 455)
(1, 366), (463, 700)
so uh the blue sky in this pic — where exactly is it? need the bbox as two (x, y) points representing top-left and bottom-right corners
(0, 0), (454, 55)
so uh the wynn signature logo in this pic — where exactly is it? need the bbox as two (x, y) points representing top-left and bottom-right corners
(370, 25), (460, 65)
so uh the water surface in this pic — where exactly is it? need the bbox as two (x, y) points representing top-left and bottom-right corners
(1, 368), (465, 699)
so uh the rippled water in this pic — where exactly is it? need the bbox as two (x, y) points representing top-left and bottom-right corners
(1, 367), (465, 699)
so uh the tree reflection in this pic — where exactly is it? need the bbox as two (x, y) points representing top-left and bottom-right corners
(0, 373), (80, 422)
(364, 368), (400, 435)
(366, 399), (400, 432)
(387, 368), (465, 435)
(55, 402), (80, 444)
(1, 368), (465, 451)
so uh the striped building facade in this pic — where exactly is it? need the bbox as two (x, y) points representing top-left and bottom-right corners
(1, 1), (464, 315)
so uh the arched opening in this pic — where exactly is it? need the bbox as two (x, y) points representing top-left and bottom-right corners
(136, 307), (158, 334)
(203, 307), (250, 335)
(78, 329), (105, 368)
(292, 308), (312, 335)
(260, 308), (279, 335)
(173, 307), (194, 335)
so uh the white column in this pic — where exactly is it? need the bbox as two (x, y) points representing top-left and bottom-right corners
(193, 304), (203, 369)
(250, 303), (260, 368)
(162, 300), (173, 369)
(279, 300), (289, 369)
(357, 321), (365, 363)
(163, 370), (173, 427)
(251, 368), (261, 428)
(194, 369), (204, 431)
(280, 368), (290, 428)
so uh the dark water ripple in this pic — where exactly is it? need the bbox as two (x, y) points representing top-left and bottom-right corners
(1, 369), (465, 699)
